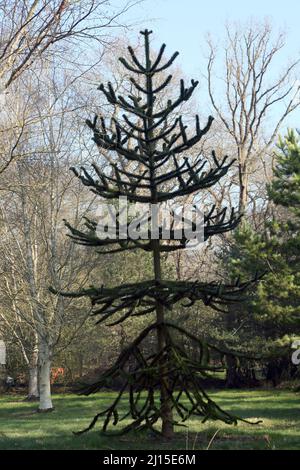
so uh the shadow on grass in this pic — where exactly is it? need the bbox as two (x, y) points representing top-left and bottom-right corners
(1, 390), (300, 450)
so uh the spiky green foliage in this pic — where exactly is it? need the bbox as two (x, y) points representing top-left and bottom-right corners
(261, 130), (300, 327)
(269, 129), (300, 211)
(53, 30), (260, 436)
(226, 130), (300, 381)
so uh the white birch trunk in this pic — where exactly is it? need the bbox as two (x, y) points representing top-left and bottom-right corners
(0, 340), (6, 393)
(38, 339), (53, 411)
(28, 366), (39, 399)
(27, 338), (39, 399)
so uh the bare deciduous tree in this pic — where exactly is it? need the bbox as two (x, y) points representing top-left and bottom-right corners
(0, 0), (141, 90)
(0, 70), (99, 407)
(206, 21), (300, 213)
(0, 0), (143, 175)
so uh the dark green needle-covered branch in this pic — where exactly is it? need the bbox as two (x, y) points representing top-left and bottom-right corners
(52, 30), (260, 439)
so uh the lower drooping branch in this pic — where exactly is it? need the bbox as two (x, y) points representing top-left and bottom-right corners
(51, 275), (263, 326)
(74, 322), (262, 435)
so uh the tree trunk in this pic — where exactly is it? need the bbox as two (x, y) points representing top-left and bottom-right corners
(28, 366), (39, 400)
(225, 354), (242, 388)
(27, 346), (39, 400)
(38, 339), (53, 411)
(77, 352), (84, 378)
(225, 308), (242, 388)
(156, 304), (174, 439)
(153, 238), (174, 439)
(238, 158), (249, 214)
(0, 364), (6, 393)
(144, 29), (173, 439)
(0, 339), (6, 393)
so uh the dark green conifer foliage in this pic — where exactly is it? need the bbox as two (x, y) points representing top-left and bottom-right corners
(230, 129), (300, 327)
(53, 30), (260, 438)
(224, 130), (300, 386)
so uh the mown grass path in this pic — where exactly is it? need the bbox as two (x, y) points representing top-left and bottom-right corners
(0, 390), (299, 450)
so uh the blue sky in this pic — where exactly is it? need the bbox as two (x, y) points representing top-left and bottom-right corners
(120, 0), (300, 130)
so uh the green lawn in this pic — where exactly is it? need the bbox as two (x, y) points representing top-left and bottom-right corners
(0, 390), (299, 450)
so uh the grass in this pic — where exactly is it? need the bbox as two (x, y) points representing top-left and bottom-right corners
(0, 389), (300, 450)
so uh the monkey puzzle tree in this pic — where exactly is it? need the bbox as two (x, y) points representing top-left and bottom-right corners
(53, 30), (259, 439)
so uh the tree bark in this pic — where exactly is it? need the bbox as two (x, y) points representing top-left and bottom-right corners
(225, 309), (242, 388)
(238, 160), (248, 214)
(0, 364), (6, 393)
(153, 238), (174, 439)
(225, 354), (242, 388)
(26, 339), (39, 400)
(28, 366), (39, 399)
(143, 29), (174, 439)
(38, 339), (53, 411)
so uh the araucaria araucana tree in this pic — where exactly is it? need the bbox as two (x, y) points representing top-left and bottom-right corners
(54, 30), (260, 439)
